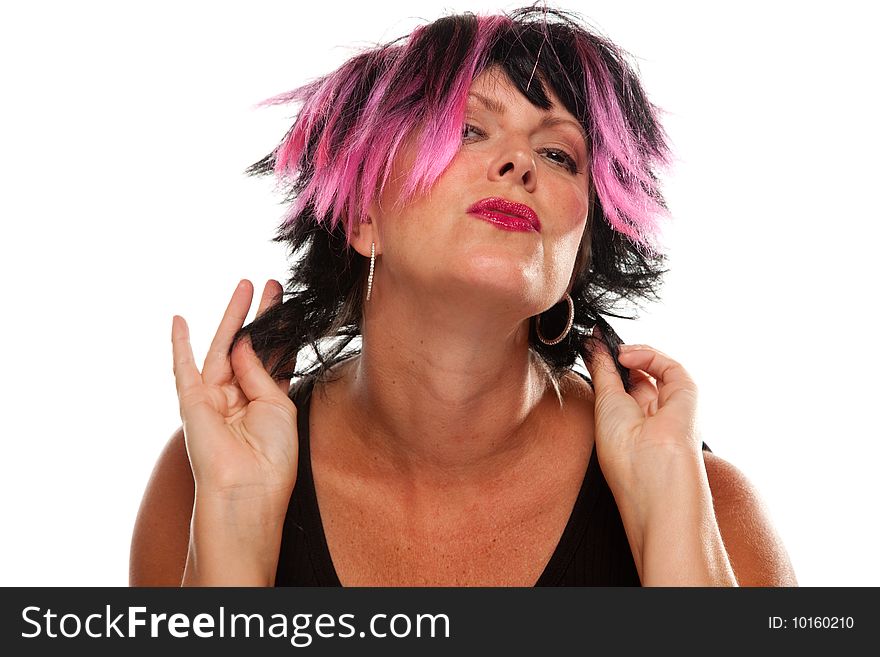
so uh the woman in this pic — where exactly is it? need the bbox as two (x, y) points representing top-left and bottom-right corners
(131, 7), (797, 586)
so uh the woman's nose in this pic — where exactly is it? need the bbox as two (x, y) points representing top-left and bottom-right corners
(488, 146), (536, 193)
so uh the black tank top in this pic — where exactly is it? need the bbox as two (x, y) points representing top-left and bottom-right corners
(274, 370), (712, 586)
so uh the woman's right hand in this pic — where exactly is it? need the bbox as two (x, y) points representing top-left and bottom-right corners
(171, 279), (298, 513)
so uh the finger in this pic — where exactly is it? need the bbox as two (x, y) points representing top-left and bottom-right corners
(180, 395), (229, 445)
(202, 280), (254, 386)
(616, 347), (697, 418)
(627, 368), (659, 413)
(171, 315), (202, 397)
(582, 328), (625, 398)
(230, 332), (291, 404)
(583, 329), (643, 428)
(255, 279), (283, 318)
(254, 279), (292, 396)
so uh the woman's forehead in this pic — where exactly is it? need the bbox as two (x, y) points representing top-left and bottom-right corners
(467, 68), (586, 145)
(468, 67), (575, 121)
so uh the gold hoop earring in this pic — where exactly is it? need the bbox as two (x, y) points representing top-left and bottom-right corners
(366, 241), (376, 301)
(536, 292), (574, 345)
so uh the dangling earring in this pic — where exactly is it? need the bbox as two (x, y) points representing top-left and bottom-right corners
(366, 241), (376, 301)
(536, 292), (574, 345)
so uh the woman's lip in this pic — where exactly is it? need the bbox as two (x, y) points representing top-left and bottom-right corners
(466, 197), (541, 232)
(469, 210), (539, 232)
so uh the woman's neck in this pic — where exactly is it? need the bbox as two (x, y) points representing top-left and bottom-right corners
(333, 290), (558, 488)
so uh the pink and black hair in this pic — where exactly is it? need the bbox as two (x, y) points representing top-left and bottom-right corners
(236, 6), (673, 391)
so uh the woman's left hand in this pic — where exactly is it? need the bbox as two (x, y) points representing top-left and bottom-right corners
(583, 331), (702, 493)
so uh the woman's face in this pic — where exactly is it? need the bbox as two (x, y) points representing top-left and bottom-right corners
(367, 66), (591, 320)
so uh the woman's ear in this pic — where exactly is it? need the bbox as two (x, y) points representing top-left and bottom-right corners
(349, 215), (381, 258)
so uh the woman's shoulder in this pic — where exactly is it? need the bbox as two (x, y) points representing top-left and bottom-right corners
(543, 368), (595, 419)
(700, 450), (799, 585)
(559, 368), (594, 398)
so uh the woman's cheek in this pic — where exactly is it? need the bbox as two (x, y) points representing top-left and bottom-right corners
(561, 194), (590, 237)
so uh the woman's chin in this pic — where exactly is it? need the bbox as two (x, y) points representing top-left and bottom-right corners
(439, 263), (544, 311)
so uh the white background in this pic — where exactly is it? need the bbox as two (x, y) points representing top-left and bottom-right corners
(1, 0), (877, 586)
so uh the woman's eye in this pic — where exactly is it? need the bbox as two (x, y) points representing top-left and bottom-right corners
(541, 148), (580, 174)
(462, 124), (580, 175)
(462, 123), (485, 141)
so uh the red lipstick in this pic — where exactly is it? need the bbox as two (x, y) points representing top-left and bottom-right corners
(466, 197), (541, 233)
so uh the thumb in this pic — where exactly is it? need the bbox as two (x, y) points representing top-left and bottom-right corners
(583, 327), (642, 433)
(583, 326), (626, 399)
(230, 334), (288, 404)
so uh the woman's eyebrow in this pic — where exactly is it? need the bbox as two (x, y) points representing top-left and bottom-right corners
(468, 92), (588, 148)
(469, 91), (507, 116)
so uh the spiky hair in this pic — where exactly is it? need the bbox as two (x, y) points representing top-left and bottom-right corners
(237, 6), (673, 391)
(250, 6), (672, 255)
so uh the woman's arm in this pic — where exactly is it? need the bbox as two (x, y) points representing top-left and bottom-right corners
(162, 279), (298, 586)
(130, 425), (290, 587)
(703, 451), (799, 586)
(603, 439), (798, 587)
(609, 447), (739, 586)
(583, 335), (797, 586)
(129, 427), (194, 586)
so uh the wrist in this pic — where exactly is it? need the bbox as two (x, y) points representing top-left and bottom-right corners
(607, 452), (710, 578)
(182, 495), (289, 587)
(607, 449), (705, 523)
